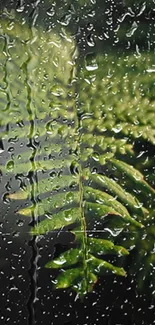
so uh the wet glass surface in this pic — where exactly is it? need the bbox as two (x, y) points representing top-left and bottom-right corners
(0, 1), (155, 324)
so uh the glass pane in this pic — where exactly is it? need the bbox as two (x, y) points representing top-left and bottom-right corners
(0, 1), (155, 324)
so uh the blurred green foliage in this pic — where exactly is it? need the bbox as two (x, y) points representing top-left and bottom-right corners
(79, 52), (155, 145)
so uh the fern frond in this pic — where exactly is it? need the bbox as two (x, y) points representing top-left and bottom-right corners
(80, 54), (155, 145)
(0, 18), (155, 298)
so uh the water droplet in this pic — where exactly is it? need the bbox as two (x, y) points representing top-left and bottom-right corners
(70, 162), (79, 175)
(12, 231), (20, 238)
(64, 210), (72, 222)
(0, 140), (4, 154)
(54, 258), (67, 266)
(47, 7), (55, 17)
(8, 136), (18, 143)
(58, 13), (72, 26)
(85, 53), (98, 71)
(126, 21), (138, 38)
(118, 9), (135, 23)
(8, 146), (14, 153)
(104, 227), (123, 237)
(50, 171), (57, 178)
(112, 125), (122, 133)
(92, 152), (99, 161)
(88, 10), (95, 18)
(86, 61), (98, 71)
(16, 6), (25, 13)
(5, 181), (11, 191)
(137, 3), (146, 16)
(6, 160), (14, 172)
(16, 219), (24, 227)
(9, 285), (18, 291)
(69, 181), (77, 189)
(46, 120), (54, 134)
(2, 193), (11, 204)
(87, 34), (95, 47)
(87, 23), (94, 31)
(66, 192), (74, 204)
(146, 68), (155, 73)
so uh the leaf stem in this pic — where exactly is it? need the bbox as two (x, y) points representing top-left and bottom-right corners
(70, 59), (89, 294)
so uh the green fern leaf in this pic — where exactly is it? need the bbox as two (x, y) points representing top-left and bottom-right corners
(0, 17), (155, 298)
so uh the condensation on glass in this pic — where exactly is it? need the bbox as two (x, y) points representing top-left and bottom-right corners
(0, 1), (155, 324)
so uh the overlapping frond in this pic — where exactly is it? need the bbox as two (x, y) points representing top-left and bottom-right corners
(80, 53), (155, 145)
